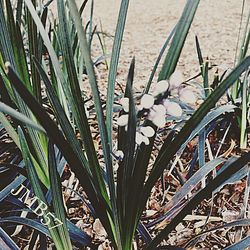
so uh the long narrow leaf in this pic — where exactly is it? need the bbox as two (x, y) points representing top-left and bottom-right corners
(0, 101), (45, 133)
(106, 0), (130, 144)
(48, 142), (72, 249)
(18, 127), (63, 249)
(225, 236), (250, 250)
(0, 227), (19, 250)
(158, 0), (200, 80)
(6, 64), (111, 236)
(66, 1), (118, 244)
(145, 26), (176, 94)
(142, 56), (250, 218)
(146, 152), (250, 249)
(56, 0), (108, 206)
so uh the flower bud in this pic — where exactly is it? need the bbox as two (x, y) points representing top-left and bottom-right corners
(152, 115), (166, 128)
(115, 150), (124, 160)
(179, 88), (197, 104)
(148, 105), (166, 127)
(164, 101), (182, 117)
(140, 126), (155, 138)
(155, 80), (169, 94)
(120, 97), (129, 112)
(153, 104), (166, 115)
(169, 70), (184, 90)
(117, 114), (129, 126)
(141, 94), (154, 109)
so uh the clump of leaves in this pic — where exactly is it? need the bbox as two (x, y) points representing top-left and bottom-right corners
(0, 0), (250, 249)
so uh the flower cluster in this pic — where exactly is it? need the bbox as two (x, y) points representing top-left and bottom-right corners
(135, 126), (155, 145)
(116, 70), (198, 145)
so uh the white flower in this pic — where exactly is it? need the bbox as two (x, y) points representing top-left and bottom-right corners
(117, 114), (129, 126)
(152, 104), (166, 115)
(163, 99), (170, 108)
(4, 61), (11, 73)
(137, 104), (144, 111)
(148, 104), (166, 127)
(151, 115), (166, 127)
(169, 70), (184, 90)
(120, 97), (129, 112)
(136, 132), (150, 145)
(155, 80), (169, 94)
(179, 88), (197, 104)
(142, 136), (150, 145)
(140, 94), (154, 109)
(170, 87), (179, 97)
(115, 150), (124, 160)
(140, 126), (155, 138)
(135, 132), (144, 145)
(164, 100), (182, 117)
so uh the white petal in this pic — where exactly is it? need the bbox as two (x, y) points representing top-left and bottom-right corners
(148, 109), (157, 120)
(137, 104), (144, 111)
(155, 80), (169, 94)
(169, 70), (184, 90)
(152, 115), (166, 127)
(135, 132), (143, 145)
(153, 104), (166, 115)
(165, 101), (182, 117)
(179, 88), (197, 104)
(141, 94), (154, 109)
(170, 87), (180, 96)
(115, 150), (124, 160)
(163, 99), (170, 108)
(120, 97), (129, 112)
(142, 136), (150, 145)
(140, 126), (155, 137)
(117, 115), (129, 126)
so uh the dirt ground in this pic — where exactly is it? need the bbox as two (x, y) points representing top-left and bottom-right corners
(80, 0), (250, 89)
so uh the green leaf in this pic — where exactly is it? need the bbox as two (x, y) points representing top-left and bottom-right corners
(0, 0), (16, 68)
(186, 219), (250, 248)
(18, 127), (64, 249)
(26, 0), (42, 102)
(224, 236), (250, 250)
(106, 0), (130, 145)
(117, 57), (137, 248)
(158, 0), (200, 80)
(0, 227), (19, 250)
(144, 26), (176, 94)
(138, 57), (250, 234)
(0, 111), (20, 148)
(56, 0), (109, 206)
(32, 57), (91, 176)
(195, 35), (203, 66)
(162, 157), (226, 214)
(23, 0), (68, 109)
(240, 69), (249, 149)
(5, 0), (32, 91)
(66, 1), (118, 244)
(2, 0), (49, 185)
(179, 104), (237, 153)
(48, 141), (72, 249)
(141, 56), (250, 226)
(232, 8), (250, 100)
(6, 64), (112, 240)
(146, 151), (250, 249)
(0, 101), (45, 133)
(0, 217), (50, 237)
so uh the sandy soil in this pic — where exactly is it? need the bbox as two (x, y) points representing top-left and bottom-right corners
(81, 0), (249, 89)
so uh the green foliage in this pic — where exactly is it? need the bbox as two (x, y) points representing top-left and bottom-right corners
(231, 4), (250, 149)
(0, 0), (249, 250)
